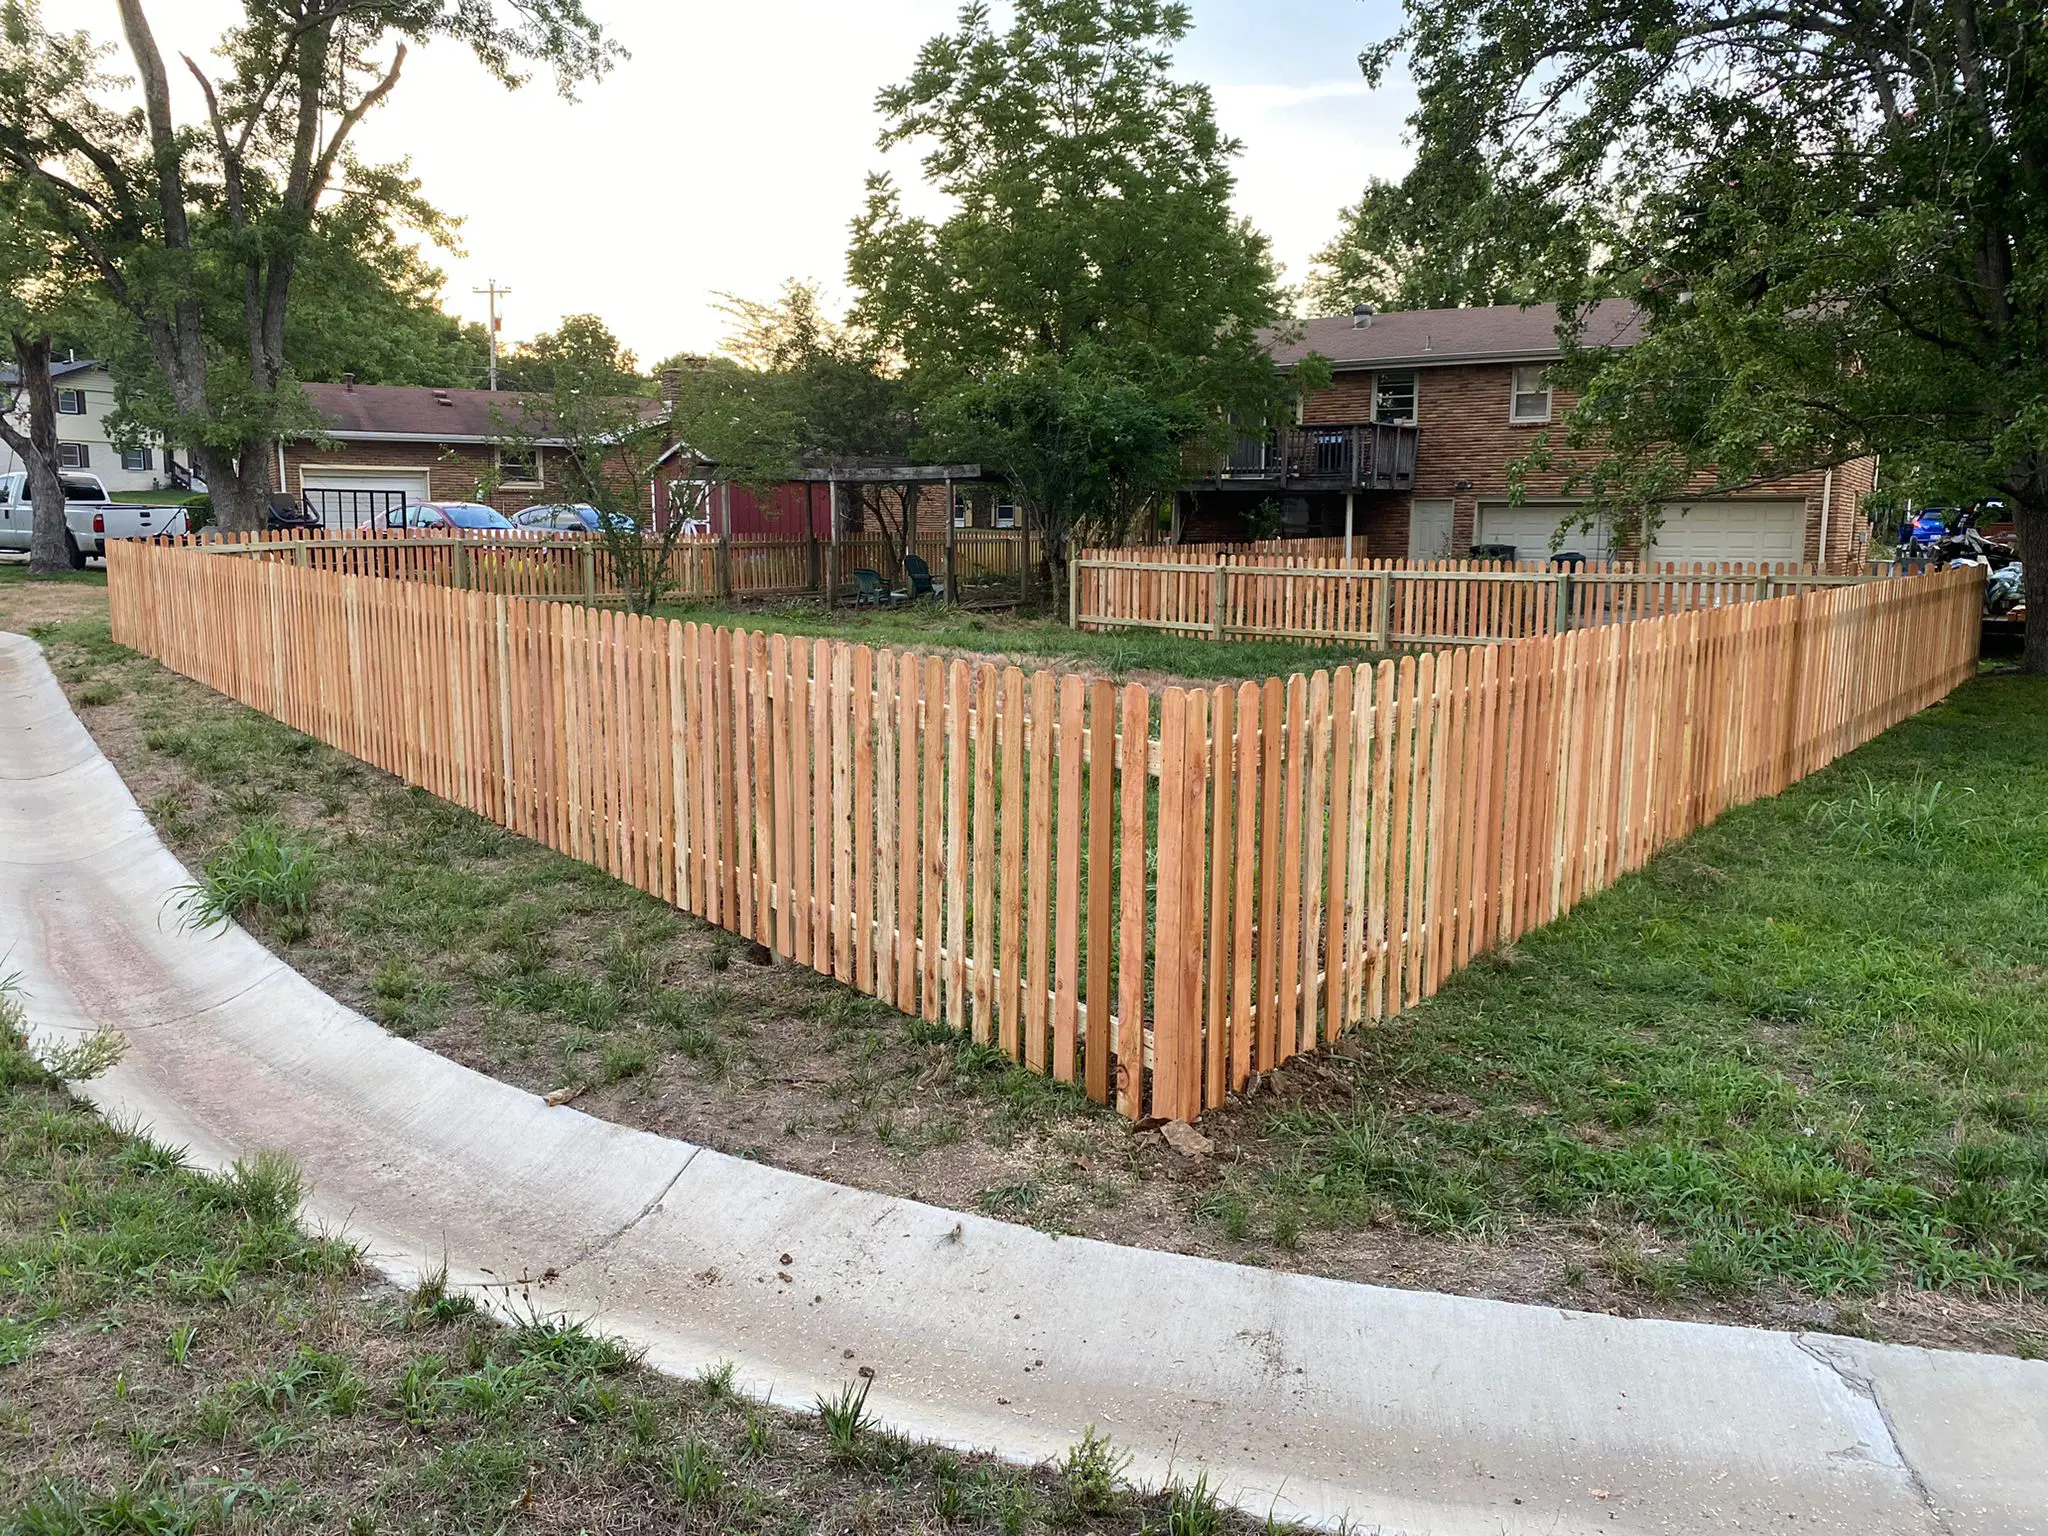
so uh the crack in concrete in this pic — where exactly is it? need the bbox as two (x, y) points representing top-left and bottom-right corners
(553, 1146), (702, 1277)
(1795, 1334), (1955, 1536)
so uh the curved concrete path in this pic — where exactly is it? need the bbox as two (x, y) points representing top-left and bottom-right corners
(3, 629), (2042, 1535)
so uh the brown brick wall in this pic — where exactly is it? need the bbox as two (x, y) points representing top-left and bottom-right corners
(1298, 363), (1874, 566)
(281, 439), (566, 517)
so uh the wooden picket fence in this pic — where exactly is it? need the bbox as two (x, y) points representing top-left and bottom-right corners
(106, 541), (1980, 1121)
(195, 527), (1039, 604)
(1072, 549), (1898, 648)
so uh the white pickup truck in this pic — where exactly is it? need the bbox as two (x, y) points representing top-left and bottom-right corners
(0, 471), (191, 567)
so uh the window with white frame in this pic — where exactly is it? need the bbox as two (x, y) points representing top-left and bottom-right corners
(994, 499), (1017, 528)
(497, 445), (541, 486)
(1510, 365), (1552, 423)
(1373, 370), (1417, 425)
(58, 443), (89, 468)
(122, 446), (153, 472)
(56, 388), (87, 415)
(953, 492), (970, 527)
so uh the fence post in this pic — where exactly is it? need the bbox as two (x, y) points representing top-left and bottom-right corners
(717, 533), (733, 601)
(1374, 569), (1394, 647)
(1211, 561), (1226, 640)
(1555, 571), (1575, 632)
(453, 541), (471, 590)
(579, 545), (595, 605)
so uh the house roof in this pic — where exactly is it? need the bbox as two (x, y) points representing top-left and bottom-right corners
(0, 358), (103, 386)
(1267, 300), (1643, 370)
(300, 382), (570, 444)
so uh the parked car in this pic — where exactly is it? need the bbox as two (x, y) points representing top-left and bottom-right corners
(362, 502), (515, 535)
(510, 503), (616, 534)
(0, 470), (191, 567)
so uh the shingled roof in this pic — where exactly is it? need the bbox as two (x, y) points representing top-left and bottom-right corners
(1267, 300), (1643, 370)
(298, 382), (666, 443)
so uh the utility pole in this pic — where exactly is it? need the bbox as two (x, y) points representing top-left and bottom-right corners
(473, 280), (510, 390)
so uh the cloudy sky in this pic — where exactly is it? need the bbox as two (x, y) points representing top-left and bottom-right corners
(105, 1), (1415, 363)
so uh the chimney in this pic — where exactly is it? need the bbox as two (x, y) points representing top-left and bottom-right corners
(343, 372), (355, 392)
(660, 367), (680, 404)
(1352, 303), (1375, 328)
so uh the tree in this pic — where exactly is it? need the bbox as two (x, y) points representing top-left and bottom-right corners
(499, 313), (642, 395)
(1370, 0), (2048, 672)
(1305, 159), (1590, 314)
(922, 343), (1205, 588)
(847, 0), (1297, 598)
(0, 0), (616, 532)
(500, 352), (805, 615)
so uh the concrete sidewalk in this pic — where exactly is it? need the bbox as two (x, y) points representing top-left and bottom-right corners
(3, 628), (2042, 1536)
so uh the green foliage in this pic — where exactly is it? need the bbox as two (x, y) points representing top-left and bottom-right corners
(497, 313), (643, 394)
(1232, 675), (2048, 1298)
(921, 342), (1206, 564)
(1368, 0), (2048, 666)
(665, 1438), (726, 1505)
(0, 0), (619, 529)
(816, 1378), (874, 1459)
(849, 0), (1301, 584)
(174, 822), (324, 936)
(1059, 1426), (1131, 1516)
(1305, 162), (1592, 314)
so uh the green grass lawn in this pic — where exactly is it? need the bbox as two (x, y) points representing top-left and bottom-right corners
(16, 587), (2047, 1351)
(0, 999), (1274, 1535)
(655, 595), (1381, 684)
(106, 489), (209, 505)
(1208, 672), (2048, 1320)
(0, 564), (106, 585)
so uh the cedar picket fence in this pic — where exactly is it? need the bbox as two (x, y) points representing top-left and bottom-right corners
(1072, 548), (1903, 649)
(107, 541), (1980, 1121)
(203, 527), (1039, 604)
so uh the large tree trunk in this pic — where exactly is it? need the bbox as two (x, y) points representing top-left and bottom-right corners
(198, 444), (273, 533)
(0, 333), (72, 574)
(2015, 493), (2047, 677)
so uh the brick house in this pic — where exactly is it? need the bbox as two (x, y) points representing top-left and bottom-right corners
(278, 380), (605, 528)
(1182, 302), (1874, 568)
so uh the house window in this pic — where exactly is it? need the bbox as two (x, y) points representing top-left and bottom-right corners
(121, 446), (153, 472)
(498, 446), (541, 486)
(58, 443), (89, 469)
(1374, 371), (1417, 425)
(994, 500), (1017, 529)
(1510, 365), (1552, 423)
(56, 389), (87, 416)
(953, 492), (969, 528)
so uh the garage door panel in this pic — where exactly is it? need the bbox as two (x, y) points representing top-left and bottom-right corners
(1475, 503), (1609, 562)
(1652, 500), (1804, 566)
(298, 469), (430, 531)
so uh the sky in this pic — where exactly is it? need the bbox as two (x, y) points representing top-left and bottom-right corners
(103, 1), (1416, 364)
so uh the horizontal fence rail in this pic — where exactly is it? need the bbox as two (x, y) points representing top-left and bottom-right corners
(1073, 550), (1899, 648)
(107, 542), (1980, 1121)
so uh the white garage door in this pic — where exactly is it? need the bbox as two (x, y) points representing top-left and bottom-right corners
(1474, 501), (1610, 562)
(1651, 500), (1805, 566)
(298, 468), (430, 531)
